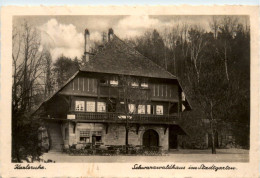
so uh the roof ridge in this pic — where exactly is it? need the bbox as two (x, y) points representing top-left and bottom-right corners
(115, 36), (177, 79)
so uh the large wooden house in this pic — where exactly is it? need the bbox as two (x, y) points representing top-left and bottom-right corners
(35, 29), (191, 151)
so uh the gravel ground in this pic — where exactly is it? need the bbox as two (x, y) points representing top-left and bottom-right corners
(42, 149), (249, 163)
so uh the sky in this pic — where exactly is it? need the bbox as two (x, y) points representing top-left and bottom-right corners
(13, 15), (248, 61)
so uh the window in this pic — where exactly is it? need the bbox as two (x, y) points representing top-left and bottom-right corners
(86, 101), (96, 112)
(156, 105), (163, 115)
(99, 78), (108, 85)
(128, 104), (136, 114)
(75, 101), (85, 111)
(79, 130), (90, 143)
(138, 105), (145, 114)
(97, 102), (106, 112)
(141, 82), (148, 88)
(146, 105), (151, 114)
(110, 76), (118, 86)
(131, 81), (139, 88)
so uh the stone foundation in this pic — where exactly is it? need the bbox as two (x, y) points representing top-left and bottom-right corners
(62, 122), (169, 150)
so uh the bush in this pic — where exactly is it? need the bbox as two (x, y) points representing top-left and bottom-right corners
(62, 145), (165, 156)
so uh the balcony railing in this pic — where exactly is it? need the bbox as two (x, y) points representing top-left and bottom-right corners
(73, 112), (178, 124)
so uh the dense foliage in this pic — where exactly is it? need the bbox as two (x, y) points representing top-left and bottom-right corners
(127, 16), (250, 151)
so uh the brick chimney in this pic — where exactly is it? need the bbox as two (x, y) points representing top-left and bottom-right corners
(108, 28), (114, 41)
(83, 28), (90, 63)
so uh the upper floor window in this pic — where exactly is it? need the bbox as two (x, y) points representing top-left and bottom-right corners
(156, 105), (163, 115)
(131, 81), (139, 88)
(128, 104), (136, 114)
(146, 105), (151, 114)
(86, 101), (96, 112)
(137, 105), (145, 114)
(75, 101), (85, 111)
(110, 76), (118, 86)
(141, 82), (148, 88)
(99, 78), (108, 85)
(97, 102), (106, 112)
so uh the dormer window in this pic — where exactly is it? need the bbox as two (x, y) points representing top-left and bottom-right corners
(110, 76), (118, 86)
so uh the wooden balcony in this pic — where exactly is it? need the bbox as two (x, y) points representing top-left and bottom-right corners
(72, 112), (178, 125)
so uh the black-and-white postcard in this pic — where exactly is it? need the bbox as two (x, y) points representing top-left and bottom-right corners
(0, 5), (259, 177)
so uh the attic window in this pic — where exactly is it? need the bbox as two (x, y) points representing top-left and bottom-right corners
(110, 76), (118, 86)
(131, 81), (139, 88)
(141, 82), (148, 88)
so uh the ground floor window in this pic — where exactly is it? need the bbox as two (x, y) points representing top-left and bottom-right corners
(79, 130), (90, 143)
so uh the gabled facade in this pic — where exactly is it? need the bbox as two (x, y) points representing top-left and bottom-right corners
(36, 30), (191, 151)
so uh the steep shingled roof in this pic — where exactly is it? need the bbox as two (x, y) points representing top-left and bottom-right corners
(81, 35), (177, 79)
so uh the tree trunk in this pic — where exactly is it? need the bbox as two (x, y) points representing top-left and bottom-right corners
(211, 129), (216, 154)
(125, 126), (129, 154)
(224, 59), (229, 81)
(210, 101), (216, 154)
(224, 42), (229, 81)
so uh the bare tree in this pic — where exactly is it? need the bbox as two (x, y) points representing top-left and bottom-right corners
(12, 21), (45, 112)
(210, 16), (219, 39)
(187, 26), (208, 83)
(12, 20), (46, 162)
(118, 75), (149, 153)
(216, 16), (238, 82)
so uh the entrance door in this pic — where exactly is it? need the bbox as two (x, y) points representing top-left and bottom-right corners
(169, 126), (178, 149)
(169, 134), (178, 149)
(143, 129), (159, 147)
